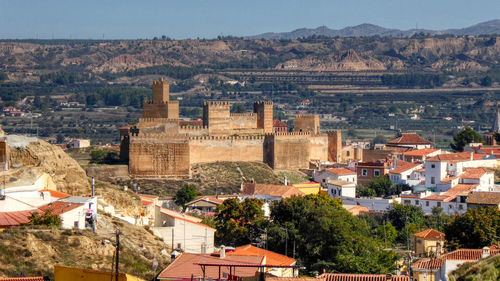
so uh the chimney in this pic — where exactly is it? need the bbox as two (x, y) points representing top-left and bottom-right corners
(470, 152), (473, 161)
(91, 177), (95, 197)
(284, 176), (288, 186)
(482, 246), (490, 258)
(436, 242), (442, 258)
(220, 245), (226, 259)
(240, 182), (244, 191)
(394, 157), (398, 169)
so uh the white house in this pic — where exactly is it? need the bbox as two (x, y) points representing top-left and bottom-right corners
(67, 139), (90, 149)
(151, 206), (216, 254)
(389, 162), (423, 186)
(386, 133), (432, 150)
(313, 167), (357, 186)
(424, 152), (496, 192)
(38, 201), (88, 229)
(326, 180), (356, 198)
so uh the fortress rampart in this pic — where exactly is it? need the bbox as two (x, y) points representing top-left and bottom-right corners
(121, 79), (343, 178)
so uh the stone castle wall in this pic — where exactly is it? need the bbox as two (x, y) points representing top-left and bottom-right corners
(230, 113), (258, 130)
(265, 133), (313, 170)
(203, 101), (231, 135)
(129, 134), (190, 178)
(189, 135), (264, 164)
(295, 114), (320, 134)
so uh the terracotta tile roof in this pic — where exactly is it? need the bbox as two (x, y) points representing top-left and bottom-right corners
(422, 195), (450, 201)
(37, 201), (83, 216)
(412, 246), (500, 271)
(411, 258), (444, 270)
(224, 244), (296, 266)
(427, 152), (487, 162)
(141, 200), (153, 206)
(273, 119), (288, 128)
(319, 273), (409, 281)
(413, 229), (445, 240)
(459, 167), (493, 179)
(137, 194), (158, 199)
(326, 168), (356, 175)
(442, 184), (477, 201)
(466, 191), (500, 205)
(242, 183), (304, 199)
(0, 276), (45, 281)
(157, 253), (264, 280)
(266, 278), (317, 281)
(159, 208), (215, 230)
(403, 148), (439, 156)
(440, 176), (457, 183)
(38, 189), (70, 199)
(389, 162), (422, 174)
(0, 209), (40, 227)
(387, 133), (432, 145)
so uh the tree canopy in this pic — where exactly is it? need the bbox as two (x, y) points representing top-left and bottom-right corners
(450, 127), (483, 152)
(174, 185), (199, 211)
(269, 194), (397, 274)
(444, 207), (500, 250)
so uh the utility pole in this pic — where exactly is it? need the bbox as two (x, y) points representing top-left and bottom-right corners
(115, 230), (120, 281)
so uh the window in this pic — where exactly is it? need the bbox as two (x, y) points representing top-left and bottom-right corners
(415, 200), (419, 205)
(437, 202), (441, 207)
(426, 201), (429, 207)
(404, 200), (411, 204)
(431, 164), (436, 168)
(74, 221), (79, 228)
(362, 169), (368, 176)
(346, 151), (350, 157)
(431, 177), (435, 184)
(459, 205), (463, 210)
(374, 169), (380, 177)
(323, 179), (326, 183)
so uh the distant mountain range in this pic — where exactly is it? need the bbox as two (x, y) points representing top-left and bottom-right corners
(247, 20), (500, 39)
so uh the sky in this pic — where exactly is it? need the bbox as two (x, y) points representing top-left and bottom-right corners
(1, 0), (500, 39)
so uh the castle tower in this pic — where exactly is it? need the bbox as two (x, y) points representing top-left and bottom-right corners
(327, 131), (342, 163)
(153, 78), (170, 104)
(142, 78), (179, 119)
(295, 114), (320, 134)
(203, 101), (231, 135)
(253, 101), (273, 134)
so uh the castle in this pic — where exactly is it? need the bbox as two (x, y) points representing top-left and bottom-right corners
(120, 79), (342, 178)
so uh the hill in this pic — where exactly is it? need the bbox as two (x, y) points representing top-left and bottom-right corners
(248, 20), (500, 39)
(111, 161), (309, 196)
(0, 214), (170, 280)
(448, 254), (500, 281)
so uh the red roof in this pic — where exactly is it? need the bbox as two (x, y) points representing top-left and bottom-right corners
(242, 183), (304, 198)
(427, 152), (486, 162)
(403, 148), (440, 157)
(141, 200), (153, 206)
(326, 168), (356, 176)
(442, 184), (477, 200)
(222, 244), (296, 266)
(412, 246), (500, 271)
(157, 253), (264, 280)
(319, 273), (409, 281)
(273, 119), (288, 128)
(387, 133), (432, 145)
(389, 162), (422, 174)
(413, 229), (445, 240)
(38, 189), (71, 199)
(459, 168), (493, 179)
(37, 201), (83, 216)
(0, 210), (40, 227)
(0, 276), (45, 281)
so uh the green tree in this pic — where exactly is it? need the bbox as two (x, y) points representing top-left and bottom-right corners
(90, 148), (107, 164)
(388, 203), (426, 231)
(444, 207), (500, 250)
(481, 76), (492, 87)
(174, 184), (199, 211)
(213, 198), (268, 246)
(376, 222), (398, 245)
(28, 210), (62, 227)
(56, 134), (65, 144)
(450, 127), (483, 152)
(356, 185), (376, 197)
(366, 176), (394, 197)
(269, 194), (396, 274)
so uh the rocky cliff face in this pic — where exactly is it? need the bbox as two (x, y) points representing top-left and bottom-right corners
(7, 136), (90, 195)
(1, 37), (499, 75)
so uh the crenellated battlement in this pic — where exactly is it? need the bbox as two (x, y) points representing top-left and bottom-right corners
(326, 130), (341, 135)
(230, 112), (256, 117)
(295, 114), (318, 119)
(254, 101), (273, 105)
(131, 133), (189, 140)
(153, 79), (169, 87)
(139, 118), (179, 124)
(179, 125), (209, 131)
(266, 132), (312, 137)
(189, 134), (265, 141)
(203, 101), (230, 106)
